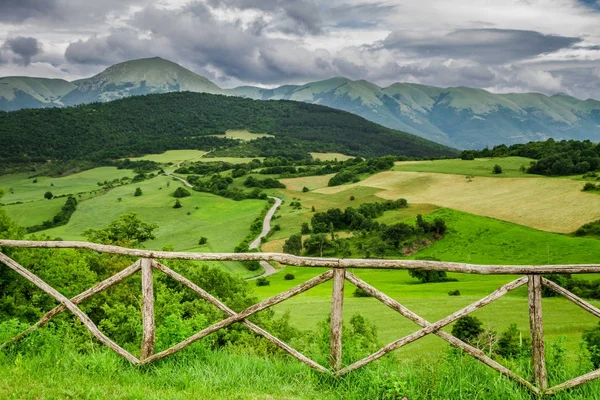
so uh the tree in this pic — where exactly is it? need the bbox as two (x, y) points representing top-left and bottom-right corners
(300, 222), (311, 234)
(84, 212), (158, 247)
(451, 315), (484, 345)
(134, 187), (142, 197)
(497, 323), (529, 359)
(302, 186), (309, 192)
(173, 199), (182, 209)
(284, 273), (295, 280)
(381, 223), (414, 249)
(283, 234), (303, 255)
(408, 269), (450, 283)
(198, 237), (208, 245)
(44, 191), (53, 200)
(173, 187), (191, 198)
(493, 164), (503, 174)
(304, 233), (331, 257)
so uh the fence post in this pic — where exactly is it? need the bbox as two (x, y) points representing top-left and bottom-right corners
(140, 258), (155, 360)
(528, 274), (547, 392)
(330, 268), (345, 371)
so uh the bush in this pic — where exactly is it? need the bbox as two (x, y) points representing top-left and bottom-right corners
(284, 273), (295, 281)
(173, 187), (191, 198)
(173, 199), (182, 209)
(245, 261), (261, 271)
(353, 287), (373, 297)
(134, 187), (142, 196)
(583, 322), (600, 368)
(256, 277), (270, 286)
(583, 182), (598, 192)
(44, 191), (53, 200)
(350, 195), (355, 201)
(448, 290), (460, 296)
(302, 186), (309, 192)
(493, 164), (503, 174)
(198, 237), (208, 245)
(497, 323), (530, 359)
(301, 222), (311, 234)
(451, 315), (483, 344)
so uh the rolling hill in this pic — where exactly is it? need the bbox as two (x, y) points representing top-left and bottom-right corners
(0, 91), (456, 163)
(1, 57), (600, 149)
(231, 78), (600, 149)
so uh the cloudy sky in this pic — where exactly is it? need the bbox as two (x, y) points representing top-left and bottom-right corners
(1, 0), (600, 99)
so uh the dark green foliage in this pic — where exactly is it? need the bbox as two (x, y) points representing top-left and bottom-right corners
(190, 174), (266, 201)
(461, 150), (476, 160)
(173, 187), (191, 198)
(256, 277), (270, 286)
(328, 157), (395, 186)
(576, 219), (600, 237)
(451, 315), (484, 345)
(303, 233), (332, 257)
(311, 199), (408, 233)
(84, 213), (158, 247)
(283, 234), (302, 255)
(448, 290), (460, 296)
(497, 323), (530, 359)
(232, 168), (247, 178)
(44, 191), (53, 200)
(198, 237), (208, 245)
(408, 269), (455, 283)
(541, 274), (571, 297)
(173, 199), (182, 209)
(583, 322), (600, 368)
(300, 222), (310, 234)
(350, 195), (355, 201)
(244, 261), (261, 271)
(244, 176), (286, 189)
(0, 92), (456, 164)
(134, 187), (142, 197)
(583, 182), (599, 191)
(493, 164), (503, 174)
(353, 287), (373, 298)
(27, 196), (78, 233)
(302, 186), (309, 192)
(284, 273), (295, 281)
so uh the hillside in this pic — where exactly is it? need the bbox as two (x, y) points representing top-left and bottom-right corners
(0, 92), (456, 163)
(231, 78), (600, 149)
(61, 57), (225, 105)
(0, 77), (76, 111)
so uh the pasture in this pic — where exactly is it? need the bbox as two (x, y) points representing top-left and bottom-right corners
(310, 152), (354, 161)
(394, 157), (536, 177)
(210, 129), (274, 141)
(310, 171), (600, 233)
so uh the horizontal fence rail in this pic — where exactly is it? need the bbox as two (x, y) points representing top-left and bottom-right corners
(1, 239), (600, 397)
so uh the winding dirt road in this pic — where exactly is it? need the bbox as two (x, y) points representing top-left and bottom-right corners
(248, 196), (282, 279)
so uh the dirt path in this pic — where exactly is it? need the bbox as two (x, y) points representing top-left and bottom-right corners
(164, 172), (193, 188)
(248, 196), (282, 280)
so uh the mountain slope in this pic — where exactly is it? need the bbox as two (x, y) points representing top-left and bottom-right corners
(230, 79), (600, 149)
(61, 57), (224, 105)
(0, 77), (76, 111)
(0, 92), (456, 163)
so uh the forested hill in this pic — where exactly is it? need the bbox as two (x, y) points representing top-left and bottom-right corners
(0, 92), (457, 163)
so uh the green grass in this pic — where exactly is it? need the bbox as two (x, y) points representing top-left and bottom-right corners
(0, 167), (134, 204)
(36, 175), (266, 276)
(3, 196), (67, 227)
(254, 208), (600, 358)
(129, 150), (207, 163)
(393, 157), (537, 177)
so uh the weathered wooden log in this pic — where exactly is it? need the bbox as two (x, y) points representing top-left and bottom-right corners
(545, 368), (600, 395)
(3, 240), (600, 274)
(528, 275), (547, 392)
(0, 252), (139, 364)
(141, 269), (334, 364)
(140, 258), (155, 360)
(336, 276), (528, 376)
(343, 272), (540, 394)
(541, 277), (600, 319)
(151, 261), (328, 372)
(330, 268), (345, 371)
(0, 260), (141, 350)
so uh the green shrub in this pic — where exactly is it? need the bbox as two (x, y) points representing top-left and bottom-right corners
(284, 273), (295, 281)
(451, 315), (483, 344)
(353, 287), (373, 297)
(173, 200), (182, 209)
(448, 290), (460, 296)
(583, 322), (600, 368)
(198, 237), (208, 245)
(256, 277), (270, 286)
(493, 164), (503, 174)
(173, 187), (191, 198)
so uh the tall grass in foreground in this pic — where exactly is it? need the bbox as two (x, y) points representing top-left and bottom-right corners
(1, 327), (599, 400)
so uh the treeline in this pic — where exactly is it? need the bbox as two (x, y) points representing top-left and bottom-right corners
(462, 139), (600, 176)
(26, 196), (78, 233)
(188, 174), (267, 201)
(0, 92), (456, 165)
(328, 157), (395, 186)
(243, 177), (286, 189)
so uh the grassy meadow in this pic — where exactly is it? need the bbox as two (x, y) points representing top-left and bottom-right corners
(393, 156), (536, 177)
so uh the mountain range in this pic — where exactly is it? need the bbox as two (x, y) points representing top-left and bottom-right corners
(1, 57), (600, 149)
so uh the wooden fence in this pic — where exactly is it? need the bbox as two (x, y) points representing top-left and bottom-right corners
(1, 239), (600, 396)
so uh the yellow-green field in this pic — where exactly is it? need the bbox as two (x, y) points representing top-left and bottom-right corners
(129, 150), (207, 163)
(309, 152), (353, 161)
(394, 157), (537, 177)
(209, 130), (274, 141)
(306, 171), (600, 233)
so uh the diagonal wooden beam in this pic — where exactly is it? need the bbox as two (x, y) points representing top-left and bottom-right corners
(151, 261), (328, 372)
(541, 277), (600, 319)
(343, 272), (539, 394)
(336, 276), (528, 376)
(545, 368), (600, 395)
(141, 269), (334, 364)
(0, 252), (140, 364)
(1, 259), (142, 350)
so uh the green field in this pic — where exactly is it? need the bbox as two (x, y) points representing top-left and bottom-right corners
(255, 207), (600, 359)
(210, 129), (275, 141)
(394, 157), (537, 177)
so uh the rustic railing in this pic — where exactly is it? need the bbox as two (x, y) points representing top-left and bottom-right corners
(1, 240), (600, 396)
